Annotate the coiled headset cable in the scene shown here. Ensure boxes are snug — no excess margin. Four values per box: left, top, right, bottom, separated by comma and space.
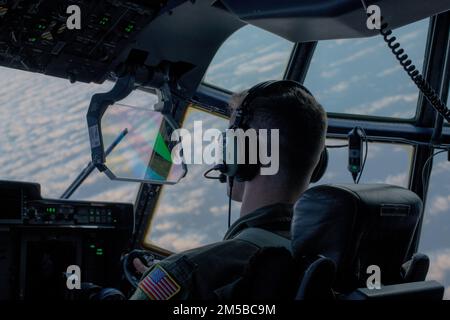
361, 0, 450, 123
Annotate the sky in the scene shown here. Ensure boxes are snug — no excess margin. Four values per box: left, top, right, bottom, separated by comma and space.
0, 18, 449, 298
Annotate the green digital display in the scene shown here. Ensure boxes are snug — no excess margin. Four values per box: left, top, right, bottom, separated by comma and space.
99, 16, 109, 26
124, 24, 134, 33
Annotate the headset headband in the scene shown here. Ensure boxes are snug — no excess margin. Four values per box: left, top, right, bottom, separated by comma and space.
233, 80, 314, 129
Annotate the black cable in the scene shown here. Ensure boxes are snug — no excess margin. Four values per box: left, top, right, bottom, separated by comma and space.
356, 127, 368, 184
203, 167, 220, 179
421, 149, 448, 200
362, 5, 450, 123
228, 177, 234, 229
204, 166, 227, 183
203, 165, 224, 180
360, 0, 450, 122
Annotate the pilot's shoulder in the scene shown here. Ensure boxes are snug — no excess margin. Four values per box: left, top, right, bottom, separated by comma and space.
174, 237, 260, 262
153, 237, 259, 272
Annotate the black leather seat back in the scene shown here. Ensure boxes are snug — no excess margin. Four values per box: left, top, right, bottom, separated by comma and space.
291, 184, 422, 292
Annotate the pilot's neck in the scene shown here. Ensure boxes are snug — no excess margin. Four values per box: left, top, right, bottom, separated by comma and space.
239, 177, 307, 218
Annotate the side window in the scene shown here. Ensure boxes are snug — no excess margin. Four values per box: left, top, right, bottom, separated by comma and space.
203, 25, 294, 92
143, 107, 240, 252
419, 152, 450, 299
305, 19, 429, 119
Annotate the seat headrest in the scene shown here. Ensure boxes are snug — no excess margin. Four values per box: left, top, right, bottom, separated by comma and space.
291, 184, 422, 292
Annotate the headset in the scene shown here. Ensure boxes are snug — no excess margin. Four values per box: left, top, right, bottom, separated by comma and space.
213, 80, 328, 184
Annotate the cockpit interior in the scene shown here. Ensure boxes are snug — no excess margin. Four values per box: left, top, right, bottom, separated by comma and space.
1, 0, 450, 303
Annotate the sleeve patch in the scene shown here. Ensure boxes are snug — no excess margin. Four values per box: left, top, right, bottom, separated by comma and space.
138, 265, 181, 300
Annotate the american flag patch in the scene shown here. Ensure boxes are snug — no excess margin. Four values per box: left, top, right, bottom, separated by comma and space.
139, 265, 181, 300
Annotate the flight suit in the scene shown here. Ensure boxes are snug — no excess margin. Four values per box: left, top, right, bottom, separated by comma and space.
130, 203, 293, 300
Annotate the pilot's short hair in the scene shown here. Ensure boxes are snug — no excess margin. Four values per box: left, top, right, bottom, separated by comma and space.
229, 82, 327, 187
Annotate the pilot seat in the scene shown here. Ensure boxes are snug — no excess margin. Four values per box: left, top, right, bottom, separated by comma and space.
291, 184, 444, 300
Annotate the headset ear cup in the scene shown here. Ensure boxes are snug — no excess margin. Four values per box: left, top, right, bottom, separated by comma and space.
221, 129, 260, 182
221, 131, 239, 177
310, 148, 328, 183
235, 130, 260, 182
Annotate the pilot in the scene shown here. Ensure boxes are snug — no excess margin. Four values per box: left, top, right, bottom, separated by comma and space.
130, 80, 327, 300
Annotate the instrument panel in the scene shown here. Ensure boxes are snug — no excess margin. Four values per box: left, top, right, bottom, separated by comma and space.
24, 199, 126, 226
0, 180, 134, 300
0, 0, 167, 83
0, 180, 133, 228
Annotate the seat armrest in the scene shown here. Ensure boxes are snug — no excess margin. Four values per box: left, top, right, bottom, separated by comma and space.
340, 280, 444, 300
